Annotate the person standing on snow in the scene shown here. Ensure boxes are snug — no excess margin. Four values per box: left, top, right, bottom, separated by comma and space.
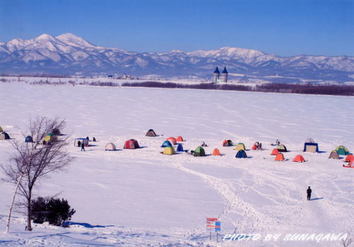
307, 186, 312, 200
81, 141, 85, 151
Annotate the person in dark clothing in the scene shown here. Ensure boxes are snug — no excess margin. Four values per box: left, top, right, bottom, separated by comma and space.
81, 141, 85, 151
86, 136, 89, 141
307, 186, 312, 200
93, 137, 96, 142
77, 140, 81, 147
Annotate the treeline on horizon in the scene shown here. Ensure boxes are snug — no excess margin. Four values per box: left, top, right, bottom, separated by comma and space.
121, 81, 354, 96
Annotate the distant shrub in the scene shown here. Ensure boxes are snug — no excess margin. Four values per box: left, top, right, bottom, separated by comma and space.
31, 197, 76, 227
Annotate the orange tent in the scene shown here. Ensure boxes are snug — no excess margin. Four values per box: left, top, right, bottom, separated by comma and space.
344, 154, 354, 163
176, 136, 184, 142
293, 155, 305, 163
167, 137, 177, 145
275, 153, 285, 161
212, 148, 221, 156
271, 149, 279, 155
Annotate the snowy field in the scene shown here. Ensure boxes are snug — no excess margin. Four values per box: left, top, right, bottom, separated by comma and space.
0, 82, 353, 246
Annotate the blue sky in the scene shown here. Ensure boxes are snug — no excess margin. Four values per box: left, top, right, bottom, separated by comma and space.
0, 0, 353, 56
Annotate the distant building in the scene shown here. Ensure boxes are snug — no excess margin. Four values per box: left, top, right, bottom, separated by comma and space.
220, 67, 228, 82
212, 66, 228, 83
212, 66, 220, 83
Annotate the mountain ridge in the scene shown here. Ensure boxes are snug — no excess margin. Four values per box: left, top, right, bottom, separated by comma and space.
1, 33, 353, 82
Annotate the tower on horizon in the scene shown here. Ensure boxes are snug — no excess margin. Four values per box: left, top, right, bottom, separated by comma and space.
212, 66, 228, 83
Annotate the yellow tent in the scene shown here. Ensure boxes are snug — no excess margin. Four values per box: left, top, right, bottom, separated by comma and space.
234, 143, 246, 151
43, 135, 57, 144
163, 146, 175, 155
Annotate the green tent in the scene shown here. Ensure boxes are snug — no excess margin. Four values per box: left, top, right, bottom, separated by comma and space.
277, 144, 287, 152
193, 146, 206, 157
335, 145, 350, 155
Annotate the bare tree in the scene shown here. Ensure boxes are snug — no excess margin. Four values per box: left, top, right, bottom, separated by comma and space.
2, 117, 73, 231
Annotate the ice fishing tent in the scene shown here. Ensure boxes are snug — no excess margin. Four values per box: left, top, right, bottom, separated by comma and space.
275, 153, 285, 161
0, 132, 10, 140
271, 148, 279, 155
74, 138, 89, 147
25, 136, 33, 143
212, 148, 221, 156
176, 136, 184, 142
234, 143, 246, 151
335, 145, 350, 155
167, 137, 177, 145
277, 144, 287, 152
124, 139, 140, 149
193, 146, 206, 157
345, 154, 354, 163
161, 140, 172, 148
43, 134, 58, 144
252, 142, 262, 150
176, 143, 184, 152
163, 146, 175, 155
303, 138, 319, 153
52, 128, 61, 136
105, 143, 116, 151
235, 150, 247, 158
222, 140, 234, 146
293, 155, 305, 163
328, 150, 339, 159
145, 129, 157, 137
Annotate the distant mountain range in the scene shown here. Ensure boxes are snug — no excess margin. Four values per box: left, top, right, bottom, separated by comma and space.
1, 33, 354, 83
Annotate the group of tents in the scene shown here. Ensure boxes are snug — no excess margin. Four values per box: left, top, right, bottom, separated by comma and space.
96, 129, 354, 167
104, 139, 140, 151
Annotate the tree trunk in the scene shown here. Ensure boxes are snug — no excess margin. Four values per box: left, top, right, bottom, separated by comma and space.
26, 194, 32, 231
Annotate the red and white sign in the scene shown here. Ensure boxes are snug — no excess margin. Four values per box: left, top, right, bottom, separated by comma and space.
206, 217, 218, 230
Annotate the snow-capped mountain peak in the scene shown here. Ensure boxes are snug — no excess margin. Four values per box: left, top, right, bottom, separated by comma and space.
56, 33, 94, 48
35, 33, 56, 41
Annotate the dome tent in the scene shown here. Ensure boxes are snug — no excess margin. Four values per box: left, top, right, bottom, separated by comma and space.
328, 150, 339, 159
25, 136, 33, 143
222, 139, 234, 147
161, 140, 172, 148
234, 143, 246, 151
212, 148, 221, 156
335, 145, 350, 155
105, 143, 116, 151
176, 136, 184, 142
176, 143, 184, 152
193, 146, 206, 157
275, 153, 285, 161
167, 137, 177, 145
235, 150, 247, 158
124, 139, 140, 149
146, 129, 157, 137
293, 155, 305, 163
0, 132, 10, 140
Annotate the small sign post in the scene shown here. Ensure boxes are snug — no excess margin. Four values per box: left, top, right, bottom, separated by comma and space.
215, 221, 221, 242
206, 218, 221, 241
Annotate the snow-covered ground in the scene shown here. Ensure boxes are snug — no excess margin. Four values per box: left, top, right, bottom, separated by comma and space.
0, 82, 353, 246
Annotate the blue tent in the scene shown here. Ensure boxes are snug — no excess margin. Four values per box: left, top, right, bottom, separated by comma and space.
303, 142, 319, 152
25, 136, 33, 143
235, 150, 247, 158
176, 143, 184, 152
161, 140, 172, 148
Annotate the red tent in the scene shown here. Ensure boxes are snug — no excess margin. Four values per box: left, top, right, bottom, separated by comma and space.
124, 139, 140, 149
